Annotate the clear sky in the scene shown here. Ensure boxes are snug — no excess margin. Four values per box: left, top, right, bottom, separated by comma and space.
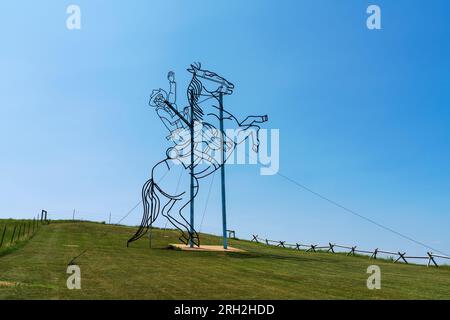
1, 0, 449, 258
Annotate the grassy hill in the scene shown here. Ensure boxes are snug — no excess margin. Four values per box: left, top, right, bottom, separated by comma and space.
0, 220, 449, 299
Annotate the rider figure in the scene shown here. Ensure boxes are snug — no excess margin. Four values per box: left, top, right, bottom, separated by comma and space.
149, 71, 189, 132
149, 72, 223, 173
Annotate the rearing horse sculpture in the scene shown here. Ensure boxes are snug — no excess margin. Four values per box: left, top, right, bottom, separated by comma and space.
127, 63, 268, 247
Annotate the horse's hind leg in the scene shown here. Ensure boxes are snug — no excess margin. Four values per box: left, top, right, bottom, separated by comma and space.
165, 199, 200, 247
177, 202, 200, 247
161, 199, 190, 245
237, 115, 267, 152
165, 186, 200, 247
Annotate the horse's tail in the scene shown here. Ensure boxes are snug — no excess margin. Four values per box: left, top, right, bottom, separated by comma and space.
127, 179, 160, 247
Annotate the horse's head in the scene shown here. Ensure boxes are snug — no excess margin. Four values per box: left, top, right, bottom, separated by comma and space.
187, 62, 234, 96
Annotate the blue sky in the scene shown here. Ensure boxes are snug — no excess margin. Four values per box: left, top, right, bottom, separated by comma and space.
1, 0, 449, 258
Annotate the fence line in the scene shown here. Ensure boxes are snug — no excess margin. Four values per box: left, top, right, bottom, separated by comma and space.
0, 211, 47, 250
250, 235, 450, 267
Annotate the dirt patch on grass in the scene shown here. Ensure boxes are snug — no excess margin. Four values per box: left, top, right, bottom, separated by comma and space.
0, 281, 18, 287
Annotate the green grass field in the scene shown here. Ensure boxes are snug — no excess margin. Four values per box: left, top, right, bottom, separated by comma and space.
0, 220, 449, 299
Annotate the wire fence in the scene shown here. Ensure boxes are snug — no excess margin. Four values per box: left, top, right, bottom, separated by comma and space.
43, 208, 129, 225
0, 212, 47, 251
251, 235, 450, 268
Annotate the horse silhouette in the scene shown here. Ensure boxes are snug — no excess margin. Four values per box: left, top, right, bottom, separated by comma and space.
127, 63, 268, 247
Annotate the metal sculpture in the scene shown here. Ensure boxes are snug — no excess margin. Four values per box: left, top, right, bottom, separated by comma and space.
127, 63, 268, 248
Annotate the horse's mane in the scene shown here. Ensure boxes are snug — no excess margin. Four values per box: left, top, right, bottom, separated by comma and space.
187, 75, 205, 121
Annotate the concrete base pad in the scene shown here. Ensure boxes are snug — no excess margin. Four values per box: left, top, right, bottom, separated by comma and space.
169, 244, 245, 253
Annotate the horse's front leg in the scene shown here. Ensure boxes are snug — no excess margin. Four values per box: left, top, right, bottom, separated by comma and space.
235, 125, 261, 153
221, 110, 267, 153
221, 107, 267, 127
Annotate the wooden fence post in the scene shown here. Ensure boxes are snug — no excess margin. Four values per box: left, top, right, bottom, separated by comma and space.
10, 225, 17, 244
347, 246, 357, 256
327, 243, 335, 253
0, 225, 6, 248
279, 241, 286, 248
251, 235, 259, 243
370, 248, 378, 260
427, 252, 438, 267
265, 239, 269, 245
295, 243, 301, 251
394, 252, 408, 264
17, 224, 23, 241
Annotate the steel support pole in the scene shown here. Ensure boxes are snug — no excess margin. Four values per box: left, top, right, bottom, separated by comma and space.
219, 93, 228, 249
189, 92, 195, 248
